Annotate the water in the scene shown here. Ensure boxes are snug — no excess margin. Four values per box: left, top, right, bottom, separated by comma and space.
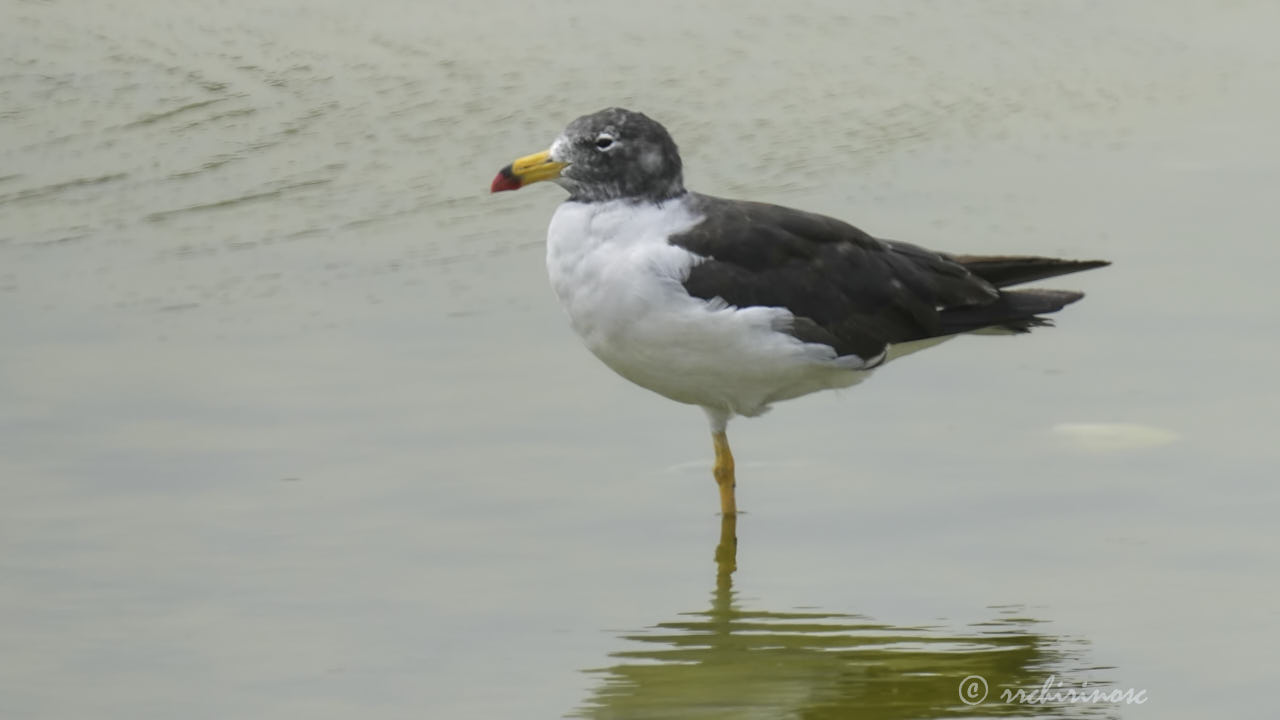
2, 1, 1277, 718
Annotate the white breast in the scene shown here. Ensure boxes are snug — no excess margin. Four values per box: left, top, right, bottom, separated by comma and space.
545, 196, 868, 417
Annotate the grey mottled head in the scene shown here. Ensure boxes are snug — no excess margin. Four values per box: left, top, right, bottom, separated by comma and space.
549, 108, 685, 203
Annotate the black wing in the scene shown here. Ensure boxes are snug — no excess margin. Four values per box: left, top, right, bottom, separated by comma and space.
670, 193, 1106, 360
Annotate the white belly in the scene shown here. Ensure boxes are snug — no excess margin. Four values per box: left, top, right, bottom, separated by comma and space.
545, 197, 868, 417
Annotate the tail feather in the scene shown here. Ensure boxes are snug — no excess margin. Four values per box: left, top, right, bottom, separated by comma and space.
951, 255, 1110, 288
938, 289, 1086, 335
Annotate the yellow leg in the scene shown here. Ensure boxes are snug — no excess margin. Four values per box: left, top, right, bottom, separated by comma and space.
712, 430, 737, 515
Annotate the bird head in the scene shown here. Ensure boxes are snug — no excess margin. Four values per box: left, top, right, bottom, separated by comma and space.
491, 107, 685, 203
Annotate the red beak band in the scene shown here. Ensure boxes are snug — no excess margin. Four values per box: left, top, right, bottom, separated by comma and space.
490, 165, 521, 193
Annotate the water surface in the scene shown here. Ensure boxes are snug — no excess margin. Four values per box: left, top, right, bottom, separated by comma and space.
2, 1, 1277, 718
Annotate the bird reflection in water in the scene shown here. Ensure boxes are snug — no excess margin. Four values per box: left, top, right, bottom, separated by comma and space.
573, 516, 1113, 719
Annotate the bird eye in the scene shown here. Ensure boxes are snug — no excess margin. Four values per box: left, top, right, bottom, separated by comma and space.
595, 134, 615, 150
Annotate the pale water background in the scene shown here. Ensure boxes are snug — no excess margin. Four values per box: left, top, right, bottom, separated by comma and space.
2, 1, 1277, 718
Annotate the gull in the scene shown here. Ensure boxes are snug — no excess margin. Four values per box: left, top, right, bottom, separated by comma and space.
492, 108, 1106, 515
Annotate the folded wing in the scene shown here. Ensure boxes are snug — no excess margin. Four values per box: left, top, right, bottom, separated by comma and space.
670, 193, 1108, 361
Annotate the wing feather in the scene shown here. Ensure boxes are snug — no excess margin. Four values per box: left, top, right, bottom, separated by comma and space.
670, 193, 1001, 359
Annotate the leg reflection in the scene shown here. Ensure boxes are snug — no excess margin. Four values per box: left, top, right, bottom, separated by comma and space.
714, 512, 737, 585
572, 511, 1093, 718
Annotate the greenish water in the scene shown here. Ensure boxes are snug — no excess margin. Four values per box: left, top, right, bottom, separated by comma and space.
2, 1, 1276, 718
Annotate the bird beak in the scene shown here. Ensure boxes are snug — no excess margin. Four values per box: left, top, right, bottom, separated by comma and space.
491, 150, 567, 193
